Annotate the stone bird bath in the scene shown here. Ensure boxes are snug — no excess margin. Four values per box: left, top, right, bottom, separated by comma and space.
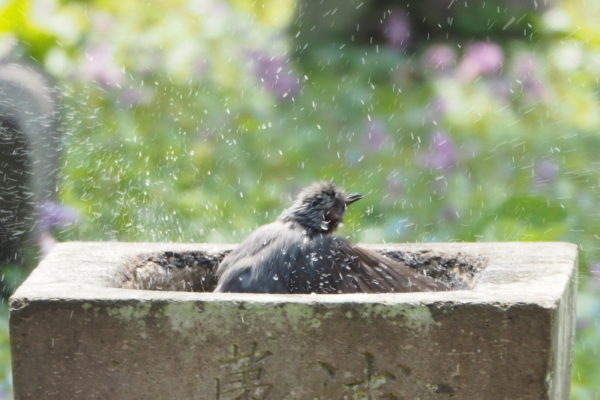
9, 242, 577, 399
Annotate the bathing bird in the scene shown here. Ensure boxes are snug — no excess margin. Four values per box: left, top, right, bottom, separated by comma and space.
214, 181, 444, 293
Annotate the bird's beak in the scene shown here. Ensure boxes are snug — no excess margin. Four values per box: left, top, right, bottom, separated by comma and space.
345, 193, 363, 205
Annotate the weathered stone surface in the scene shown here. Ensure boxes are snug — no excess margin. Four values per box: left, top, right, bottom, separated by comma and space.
10, 242, 577, 400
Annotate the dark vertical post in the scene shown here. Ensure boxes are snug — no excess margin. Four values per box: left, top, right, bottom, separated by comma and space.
0, 58, 60, 273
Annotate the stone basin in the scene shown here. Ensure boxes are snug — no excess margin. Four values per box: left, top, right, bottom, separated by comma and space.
9, 241, 577, 399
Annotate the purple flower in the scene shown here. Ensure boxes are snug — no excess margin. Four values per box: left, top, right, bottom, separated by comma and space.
362, 119, 388, 151
416, 131, 458, 171
425, 96, 450, 123
119, 86, 154, 108
38, 231, 58, 258
442, 204, 459, 221
590, 263, 600, 290
487, 77, 511, 102
457, 42, 504, 80
37, 200, 80, 233
383, 10, 411, 50
91, 12, 114, 33
422, 45, 456, 73
193, 57, 210, 79
535, 159, 559, 185
593, 263, 600, 278
79, 43, 124, 88
252, 53, 299, 99
513, 53, 546, 100
386, 171, 405, 196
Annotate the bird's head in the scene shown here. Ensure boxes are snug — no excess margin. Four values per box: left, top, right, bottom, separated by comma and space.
280, 181, 363, 235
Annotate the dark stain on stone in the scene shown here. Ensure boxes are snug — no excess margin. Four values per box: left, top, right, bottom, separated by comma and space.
397, 363, 412, 377
435, 383, 455, 394
317, 361, 337, 378
427, 302, 457, 323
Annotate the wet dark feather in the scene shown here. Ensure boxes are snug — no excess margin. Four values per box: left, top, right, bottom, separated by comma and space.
214, 182, 444, 293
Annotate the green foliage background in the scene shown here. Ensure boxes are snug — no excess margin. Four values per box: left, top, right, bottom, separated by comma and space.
1, 0, 600, 398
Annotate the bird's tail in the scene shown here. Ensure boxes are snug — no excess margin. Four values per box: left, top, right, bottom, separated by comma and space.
335, 240, 449, 293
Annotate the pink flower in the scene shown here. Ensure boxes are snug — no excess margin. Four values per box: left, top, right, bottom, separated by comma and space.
422, 45, 456, 73
79, 43, 124, 88
457, 42, 504, 80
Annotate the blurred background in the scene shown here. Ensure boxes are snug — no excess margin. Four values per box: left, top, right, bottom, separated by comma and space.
0, 0, 599, 397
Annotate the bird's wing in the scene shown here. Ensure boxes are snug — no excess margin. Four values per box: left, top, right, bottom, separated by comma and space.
214, 221, 306, 293
306, 236, 447, 293
215, 222, 282, 277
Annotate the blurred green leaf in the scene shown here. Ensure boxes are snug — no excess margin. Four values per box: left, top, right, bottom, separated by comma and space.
463, 196, 568, 241
496, 196, 568, 229
0, 0, 57, 60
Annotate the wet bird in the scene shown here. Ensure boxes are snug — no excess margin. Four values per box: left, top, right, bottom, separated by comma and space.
214, 181, 445, 294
